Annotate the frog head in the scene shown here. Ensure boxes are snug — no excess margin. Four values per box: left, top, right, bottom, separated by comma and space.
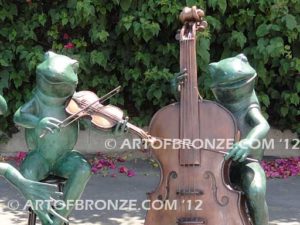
36, 51, 79, 98
208, 54, 257, 103
0, 95, 7, 115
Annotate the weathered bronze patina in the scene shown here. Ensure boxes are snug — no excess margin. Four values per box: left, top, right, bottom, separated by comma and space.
0, 94, 66, 224
146, 6, 253, 225
13, 51, 126, 225
209, 54, 270, 225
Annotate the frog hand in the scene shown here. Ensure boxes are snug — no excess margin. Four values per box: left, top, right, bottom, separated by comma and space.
0, 95, 7, 115
20, 180, 68, 224
37, 117, 62, 137
171, 69, 188, 99
113, 117, 129, 136
225, 139, 253, 162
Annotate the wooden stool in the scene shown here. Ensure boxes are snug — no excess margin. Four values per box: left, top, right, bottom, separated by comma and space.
28, 175, 67, 225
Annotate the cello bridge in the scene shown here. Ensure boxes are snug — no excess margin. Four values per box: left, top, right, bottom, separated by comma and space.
177, 217, 207, 225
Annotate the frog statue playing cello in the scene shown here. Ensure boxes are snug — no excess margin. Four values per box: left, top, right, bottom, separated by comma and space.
172, 9, 270, 224
208, 54, 270, 225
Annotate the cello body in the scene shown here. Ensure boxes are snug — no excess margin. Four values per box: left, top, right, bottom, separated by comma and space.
145, 6, 252, 225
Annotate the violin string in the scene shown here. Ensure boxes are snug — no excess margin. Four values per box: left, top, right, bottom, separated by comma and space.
61, 88, 120, 127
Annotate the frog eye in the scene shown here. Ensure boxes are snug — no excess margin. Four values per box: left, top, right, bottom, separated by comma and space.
44, 51, 56, 60
72, 62, 79, 73
237, 54, 248, 63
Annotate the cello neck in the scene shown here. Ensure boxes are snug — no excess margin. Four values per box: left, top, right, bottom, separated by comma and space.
178, 7, 207, 166
179, 22, 199, 105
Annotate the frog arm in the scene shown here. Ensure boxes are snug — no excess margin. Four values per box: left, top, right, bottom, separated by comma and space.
225, 107, 270, 161
14, 99, 39, 128
170, 70, 188, 100
245, 107, 270, 141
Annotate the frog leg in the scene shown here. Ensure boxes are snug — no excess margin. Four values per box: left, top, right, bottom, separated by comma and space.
20, 150, 53, 225
51, 150, 91, 225
240, 161, 269, 225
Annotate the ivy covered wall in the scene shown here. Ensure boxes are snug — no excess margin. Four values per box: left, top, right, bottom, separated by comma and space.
0, 0, 299, 136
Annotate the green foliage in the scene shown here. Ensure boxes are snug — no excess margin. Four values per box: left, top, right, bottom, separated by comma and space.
0, 0, 299, 135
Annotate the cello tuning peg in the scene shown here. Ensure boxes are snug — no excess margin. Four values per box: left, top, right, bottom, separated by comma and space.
180, 6, 205, 23
197, 20, 208, 31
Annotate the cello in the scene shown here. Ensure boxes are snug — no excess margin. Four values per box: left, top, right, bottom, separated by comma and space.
145, 6, 252, 225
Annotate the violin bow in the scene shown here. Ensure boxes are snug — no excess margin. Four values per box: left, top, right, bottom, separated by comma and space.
144, 137, 258, 162
39, 86, 121, 138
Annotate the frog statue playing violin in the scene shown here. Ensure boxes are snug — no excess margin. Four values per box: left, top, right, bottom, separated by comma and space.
172, 54, 270, 225
13, 51, 127, 225
0, 94, 67, 224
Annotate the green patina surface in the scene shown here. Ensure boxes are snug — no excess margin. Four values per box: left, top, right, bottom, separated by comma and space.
0, 93, 66, 224
172, 53, 270, 225
12, 52, 91, 225
209, 54, 270, 225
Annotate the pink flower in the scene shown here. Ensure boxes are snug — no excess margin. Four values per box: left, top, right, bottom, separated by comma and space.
127, 169, 136, 177
16, 151, 27, 161
63, 33, 70, 40
261, 157, 300, 179
117, 157, 126, 162
119, 166, 128, 174
91, 166, 99, 174
64, 42, 75, 49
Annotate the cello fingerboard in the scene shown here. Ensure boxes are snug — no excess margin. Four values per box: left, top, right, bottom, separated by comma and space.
179, 22, 201, 166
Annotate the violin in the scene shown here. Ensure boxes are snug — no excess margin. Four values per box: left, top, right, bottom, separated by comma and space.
145, 6, 252, 225
65, 88, 150, 140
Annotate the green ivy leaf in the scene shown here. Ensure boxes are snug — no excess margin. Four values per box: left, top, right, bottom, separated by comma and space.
231, 31, 247, 48
90, 51, 107, 67
290, 93, 299, 105
259, 93, 270, 107
153, 89, 162, 100
283, 14, 297, 30
296, 81, 300, 92
256, 24, 269, 37
218, 0, 227, 14
120, 0, 132, 11
280, 106, 289, 117
207, 0, 218, 10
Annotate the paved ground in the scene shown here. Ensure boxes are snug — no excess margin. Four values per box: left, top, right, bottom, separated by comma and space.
0, 159, 299, 225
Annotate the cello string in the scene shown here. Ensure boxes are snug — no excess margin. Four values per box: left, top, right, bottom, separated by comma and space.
182, 37, 186, 217
190, 29, 195, 217
183, 26, 190, 216
191, 27, 196, 217
179, 34, 183, 216
188, 34, 192, 217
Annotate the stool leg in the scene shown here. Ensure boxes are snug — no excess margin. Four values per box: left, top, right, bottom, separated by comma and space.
58, 183, 69, 225
58, 183, 64, 192
28, 207, 37, 225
